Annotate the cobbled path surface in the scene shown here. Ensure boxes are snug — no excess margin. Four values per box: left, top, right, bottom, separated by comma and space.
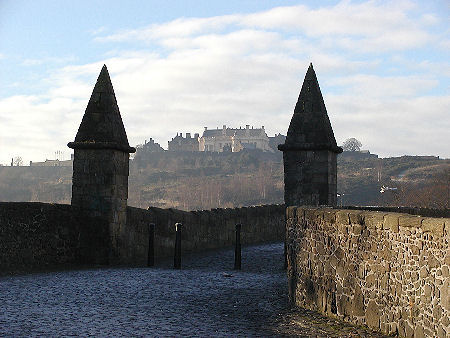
0, 243, 389, 337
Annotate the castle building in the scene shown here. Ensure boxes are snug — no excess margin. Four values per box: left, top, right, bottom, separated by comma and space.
137, 138, 164, 152
168, 132, 199, 152
268, 133, 286, 152
30, 154, 74, 167
29, 158, 73, 167
199, 125, 271, 152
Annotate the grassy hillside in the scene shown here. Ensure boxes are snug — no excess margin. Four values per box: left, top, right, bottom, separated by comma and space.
129, 150, 284, 209
0, 150, 448, 210
337, 154, 449, 208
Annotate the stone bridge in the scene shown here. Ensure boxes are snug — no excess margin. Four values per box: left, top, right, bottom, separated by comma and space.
1, 64, 448, 337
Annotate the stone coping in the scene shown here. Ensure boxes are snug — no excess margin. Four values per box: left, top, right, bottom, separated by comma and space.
68, 141, 136, 153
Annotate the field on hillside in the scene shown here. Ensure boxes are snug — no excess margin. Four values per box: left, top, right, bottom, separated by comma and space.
0, 150, 448, 210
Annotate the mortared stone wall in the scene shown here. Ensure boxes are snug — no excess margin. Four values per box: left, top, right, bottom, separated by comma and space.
0, 202, 285, 274
286, 206, 449, 337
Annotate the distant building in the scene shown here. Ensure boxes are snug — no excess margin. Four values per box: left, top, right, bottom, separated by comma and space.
340, 150, 378, 159
136, 138, 164, 152
30, 157, 73, 167
168, 133, 199, 152
268, 133, 286, 152
199, 125, 271, 152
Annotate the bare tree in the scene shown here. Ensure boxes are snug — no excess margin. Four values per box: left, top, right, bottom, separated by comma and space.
13, 156, 23, 166
342, 138, 362, 152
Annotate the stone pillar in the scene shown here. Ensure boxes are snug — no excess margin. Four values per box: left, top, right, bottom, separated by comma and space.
68, 65, 135, 262
279, 63, 342, 206
281, 150, 338, 206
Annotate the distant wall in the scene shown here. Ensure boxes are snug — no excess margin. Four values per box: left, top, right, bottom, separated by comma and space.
286, 206, 449, 337
0, 202, 285, 274
120, 204, 285, 265
0, 202, 109, 274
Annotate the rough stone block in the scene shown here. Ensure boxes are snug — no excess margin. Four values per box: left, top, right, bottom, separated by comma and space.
414, 325, 425, 338
428, 254, 440, 269
365, 300, 380, 330
404, 321, 414, 338
422, 218, 445, 237
304, 208, 319, 220
398, 215, 423, 228
351, 224, 363, 235
419, 266, 429, 278
365, 212, 385, 229
349, 211, 364, 225
352, 285, 365, 317
336, 211, 349, 225
337, 294, 351, 317
442, 279, 449, 311
383, 214, 400, 232
323, 210, 336, 224
442, 265, 449, 278
366, 274, 376, 288
424, 284, 432, 297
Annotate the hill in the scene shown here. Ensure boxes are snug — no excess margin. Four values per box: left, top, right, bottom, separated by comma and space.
0, 150, 448, 210
337, 153, 448, 208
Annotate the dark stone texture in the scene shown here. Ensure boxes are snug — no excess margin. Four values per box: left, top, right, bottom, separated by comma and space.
278, 64, 341, 207
68, 65, 135, 153
0, 202, 285, 274
278, 64, 341, 153
68, 65, 134, 263
119, 204, 286, 265
0, 202, 109, 274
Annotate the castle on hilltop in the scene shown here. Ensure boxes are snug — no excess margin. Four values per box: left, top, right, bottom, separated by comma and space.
168, 125, 284, 152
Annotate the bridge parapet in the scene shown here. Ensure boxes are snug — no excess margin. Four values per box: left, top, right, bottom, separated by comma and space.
0, 202, 285, 274
286, 206, 449, 337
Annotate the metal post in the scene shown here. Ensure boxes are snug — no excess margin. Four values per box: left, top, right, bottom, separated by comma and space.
234, 223, 242, 270
174, 223, 182, 269
147, 223, 155, 267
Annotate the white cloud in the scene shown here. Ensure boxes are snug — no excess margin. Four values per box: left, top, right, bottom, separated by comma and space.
329, 94, 450, 157
1, 1, 449, 165
97, 15, 239, 42
328, 74, 438, 98
98, 1, 434, 53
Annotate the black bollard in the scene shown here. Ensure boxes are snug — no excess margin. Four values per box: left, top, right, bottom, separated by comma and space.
284, 240, 287, 270
174, 223, 182, 269
147, 223, 155, 267
234, 223, 242, 270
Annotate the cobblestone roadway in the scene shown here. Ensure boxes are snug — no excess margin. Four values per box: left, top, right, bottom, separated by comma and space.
1, 243, 388, 337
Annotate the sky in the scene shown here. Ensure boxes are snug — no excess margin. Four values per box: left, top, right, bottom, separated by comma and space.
0, 0, 449, 165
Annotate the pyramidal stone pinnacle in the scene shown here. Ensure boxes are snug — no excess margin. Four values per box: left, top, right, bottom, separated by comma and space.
278, 63, 342, 154
68, 65, 135, 153
278, 63, 341, 207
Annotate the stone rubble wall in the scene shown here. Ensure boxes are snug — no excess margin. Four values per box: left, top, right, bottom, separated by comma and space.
0, 202, 109, 274
71, 148, 130, 261
0, 202, 285, 274
120, 204, 285, 265
282, 150, 337, 206
286, 206, 449, 337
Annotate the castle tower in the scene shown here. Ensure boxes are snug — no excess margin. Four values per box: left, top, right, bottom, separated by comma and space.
278, 63, 342, 206
68, 65, 135, 262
